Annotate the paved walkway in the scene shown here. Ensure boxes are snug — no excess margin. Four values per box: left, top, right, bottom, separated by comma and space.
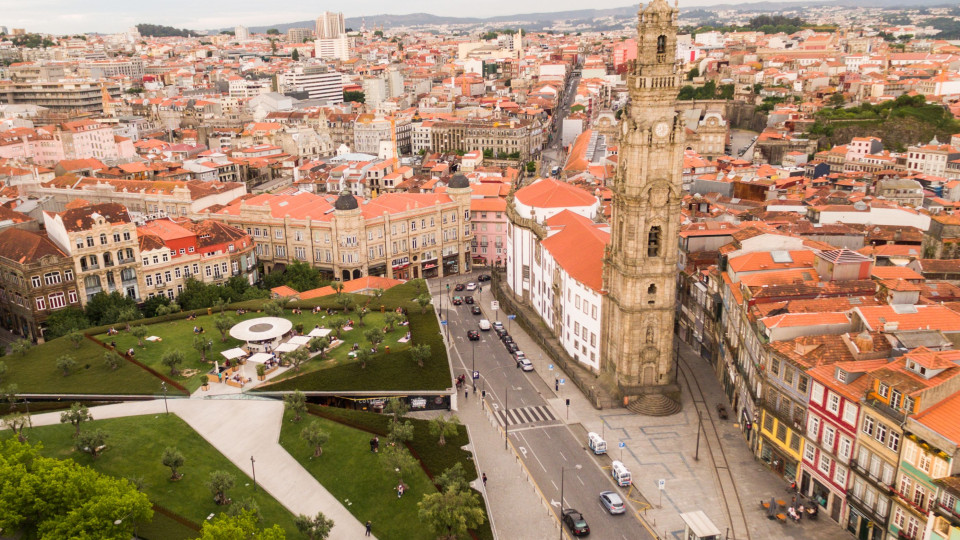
500, 314, 853, 540
26, 399, 374, 540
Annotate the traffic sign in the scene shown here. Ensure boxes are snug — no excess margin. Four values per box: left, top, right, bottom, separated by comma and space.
618, 442, 626, 448
658, 479, 666, 491
507, 314, 516, 320
558, 378, 566, 385
440, 320, 448, 325
491, 301, 500, 311
548, 364, 554, 370
472, 370, 479, 380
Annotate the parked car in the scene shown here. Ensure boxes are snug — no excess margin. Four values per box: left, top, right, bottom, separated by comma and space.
464, 295, 474, 304
452, 296, 463, 306
467, 330, 480, 341
513, 350, 526, 364
471, 306, 482, 315
478, 274, 491, 282
494, 327, 508, 338
599, 491, 625, 515
466, 282, 477, 291
501, 334, 514, 344
454, 283, 465, 291
492, 321, 504, 331
506, 342, 520, 354
562, 510, 590, 536
478, 319, 491, 331
518, 357, 534, 372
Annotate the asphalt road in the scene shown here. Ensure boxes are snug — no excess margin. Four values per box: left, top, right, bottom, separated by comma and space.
431, 274, 653, 540
541, 70, 583, 175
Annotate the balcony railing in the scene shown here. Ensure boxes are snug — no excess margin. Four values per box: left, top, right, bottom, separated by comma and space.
891, 487, 931, 516
849, 459, 895, 494
865, 398, 906, 424
846, 489, 888, 525
118, 257, 136, 265
936, 501, 960, 527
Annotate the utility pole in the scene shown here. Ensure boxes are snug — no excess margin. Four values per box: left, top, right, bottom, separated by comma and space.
160, 382, 169, 415
695, 413, 702, 461
504, 386, 509, 450
251, 455, 257, 491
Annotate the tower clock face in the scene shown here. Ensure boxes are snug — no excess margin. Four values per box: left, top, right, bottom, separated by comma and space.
654, 122, 669, 138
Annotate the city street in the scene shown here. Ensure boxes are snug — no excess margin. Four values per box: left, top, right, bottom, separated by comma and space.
540, 68, 583, 175
431, 274, 654, 540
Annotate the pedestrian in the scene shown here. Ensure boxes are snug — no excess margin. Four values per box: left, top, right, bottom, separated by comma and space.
397, 484, 404, 498
370, 438, 376, 452
365, 521, 372, 536
482, 472, 487, 486
465, 388, 469, 400
374, 436, 379, 452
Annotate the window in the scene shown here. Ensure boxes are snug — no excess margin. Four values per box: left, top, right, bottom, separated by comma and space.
862, 415, 875, 436
175, 268, 181, 279
835, 466, 847, 487
824, 425, 836, 448
798, 375, 808, 394
35, 297, 46, 310
842, 402, 857, 426
100, 233, 107, 245
123, 231, 131, 241
770, 357, 781, 377
819, 454, 832, 475
888, 431, 900, 453
145, 275, 153, 286
65, 269, 73, 281
838, 437, 852, 461
205, 266, 212, 277
811, 381, 824, 405
890, 390, 902, 410
892, 506, 904, 528
918, 451, 932, 473
763, 412, 775, 432
48, 292, 65, 309
878, 383, 889, 399
44, 272, 61, 285
68, 290, 78, 303
113, 233, 121, 243
827, 392, 841, 414
647, 226, 661, 257
875, 424, 887, 445
808, 415, 820, 439
275, 229, 283, 239
776, 423, 788, 442
804, 443, 816, 463
31, 275, 41, 288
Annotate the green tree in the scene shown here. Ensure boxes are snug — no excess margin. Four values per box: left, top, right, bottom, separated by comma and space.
43, 307, 90, 339
384, 397, 409, 422
389, 418, 414, 445
309, 336, 330, 357
687, 66, 700, 80
215, 315, 235, 342
162, 349, 185, 375
60, 402, 92, 437
384, 312, 400, 331
372, 287, 385, 304
0, 361, 5, 384
292, 49, 300, 61
374, 29, 384, 37
213, 297, 229, 314
429, 414, 460, 446
284, 390, 307, 421
68, 329, 84, 349
295, 511, 334, 540
301, 421, 330, 457
264, 298, 287, 317
329, 317, 347, 338
416, 293, 431, 314
0, 439, 153, 540
162, 447, 185, 480
284, 260, 324, 292
286, 347, 310, 372
85, 291, 139, 326
364, 327, 384, 350
56, 354, 77, 376
117, 306, 141, 331
131, 325, 148, 347
2, 412, 30, 442
10, 338, 31, 356
418, 483, 486, 539
356, 348, 371, 369
380, 444, 418, 485
266, 28, 280, 35
828, 92, 845, 107
206, 470, 235, 505
434, 462, 470, 492
411, 343, 431, 368
356, 306, 369, 327
343, 90, 365, 103
193, 335, 213, 362
76, 428, 108, 457
104, 351, 122, 371
228, 497, 262, 522
141, 294, 171, 318
200, 510, 285, 540
335, 295, 354, 313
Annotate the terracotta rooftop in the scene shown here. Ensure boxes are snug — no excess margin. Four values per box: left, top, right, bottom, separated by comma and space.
514, 178, 597, 209
0, 228, 67, 264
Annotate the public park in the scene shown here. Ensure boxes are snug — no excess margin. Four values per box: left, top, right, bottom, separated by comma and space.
0, 279, 490, 540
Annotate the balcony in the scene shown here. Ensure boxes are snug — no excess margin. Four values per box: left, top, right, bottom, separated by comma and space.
866, 398, 906, 424
936, 501, 960, 528
849, 459, 895, 495
118, 257, 136, 265
891, 487, 931, 517
81, 264, 100, 272
846, 489, 888, 525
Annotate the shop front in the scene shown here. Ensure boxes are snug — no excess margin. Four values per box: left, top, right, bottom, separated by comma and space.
759, 432, 799, 482
391, 257, 411, 280
422, 258, 439, 279
805, 474, 844, 523
368, 263, 387, 278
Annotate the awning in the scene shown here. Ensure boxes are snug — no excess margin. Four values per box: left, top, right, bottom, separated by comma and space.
288, 335, 311, 345
275, 343, 299, 353
247, 352, 274, 364
221, 348, 247, 360
424, 263, 437, 269
308, 328, 332, 338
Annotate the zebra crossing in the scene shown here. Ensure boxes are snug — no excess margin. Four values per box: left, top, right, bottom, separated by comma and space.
497, 405, 558, 427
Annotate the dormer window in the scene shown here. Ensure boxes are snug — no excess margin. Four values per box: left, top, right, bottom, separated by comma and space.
836, 369, 847, 383
878, 382, 889, 398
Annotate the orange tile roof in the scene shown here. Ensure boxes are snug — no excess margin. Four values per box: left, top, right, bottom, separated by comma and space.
540, 210, 609, 292
855, 305, 960, 332
728, 250, 816, 273
761, 312, 850, 329
514, 178, 597, 209
299, 276, 405, 300
271, 285, 300, 298
470, 198, 507, 212
871, 266, 924, 281
913, 388, 960, 444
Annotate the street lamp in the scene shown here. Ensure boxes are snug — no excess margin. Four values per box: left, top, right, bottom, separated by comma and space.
250, 455, 257, 492
160, 381, 168, 415
471, 340, 476, 393
504, 386, 509, 450
559, 464, 582, 539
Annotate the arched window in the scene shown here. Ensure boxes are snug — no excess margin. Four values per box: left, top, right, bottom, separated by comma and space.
657, 35, 666, 55
648, 283, 657, 304
647, 226, 662, 257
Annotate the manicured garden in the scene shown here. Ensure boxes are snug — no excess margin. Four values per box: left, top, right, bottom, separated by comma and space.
1, 413, 299, 538
1, 333, 166, 395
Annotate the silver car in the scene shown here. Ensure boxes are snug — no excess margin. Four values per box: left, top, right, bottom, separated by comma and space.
599, 491, 625, 515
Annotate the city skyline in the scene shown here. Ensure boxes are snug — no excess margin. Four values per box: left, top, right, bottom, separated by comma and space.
4, 0, 808, 35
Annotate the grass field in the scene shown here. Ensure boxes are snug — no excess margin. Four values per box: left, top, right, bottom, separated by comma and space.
278, 409, 439, 540
0, 414, 299, 539
1, 334, 169, 395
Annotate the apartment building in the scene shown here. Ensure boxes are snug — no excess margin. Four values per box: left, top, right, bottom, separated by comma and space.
42, 202, 144, 304
0, 80, 122, 114
0, 228, 81, 342
277, 65, 343, 104
428, 118, 544, 162
209, 176, 474, 281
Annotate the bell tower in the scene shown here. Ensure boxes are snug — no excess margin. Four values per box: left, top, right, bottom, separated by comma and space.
600, 0, 683, 415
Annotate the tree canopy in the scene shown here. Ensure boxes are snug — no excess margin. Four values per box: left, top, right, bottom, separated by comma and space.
136, 23, 199, 37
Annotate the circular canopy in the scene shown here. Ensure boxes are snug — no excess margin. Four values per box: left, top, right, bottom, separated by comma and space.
229, 317, 293, 343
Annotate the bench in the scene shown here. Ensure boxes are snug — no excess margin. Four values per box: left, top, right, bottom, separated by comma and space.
776, 513, 787, 524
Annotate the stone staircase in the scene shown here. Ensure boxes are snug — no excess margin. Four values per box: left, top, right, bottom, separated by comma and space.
626, 393, 682, 416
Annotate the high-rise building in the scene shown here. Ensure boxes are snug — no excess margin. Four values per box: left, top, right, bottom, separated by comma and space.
234, 25, 250, 41
277, 65, 343, 104
315, 36, 350, 61
315, 11, 345, 39
600, 0, 685, 415
287, 27, 314, 43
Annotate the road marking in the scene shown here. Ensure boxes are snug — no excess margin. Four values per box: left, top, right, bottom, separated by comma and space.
577, 475, 584, 486
558, 450, 567, 462
518, 432, 548, 473
497, 405, 558, 427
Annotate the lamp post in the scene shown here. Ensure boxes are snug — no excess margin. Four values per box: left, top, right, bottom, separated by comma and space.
251, 455, 257, 491
160, 381, 168, 415
559, 464, 582, 539
472, 340, 476, 393
504, 386, 509, 450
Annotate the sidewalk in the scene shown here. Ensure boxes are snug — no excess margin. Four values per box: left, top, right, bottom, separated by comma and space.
502, 314, 851, 540
26, 399, 373, 540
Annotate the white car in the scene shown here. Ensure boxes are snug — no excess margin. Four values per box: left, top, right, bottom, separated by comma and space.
466, 282, 477, 291
518, 357, 534, 372
478, 319, 491, 331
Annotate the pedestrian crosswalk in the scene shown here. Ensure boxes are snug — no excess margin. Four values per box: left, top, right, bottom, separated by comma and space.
497, 405, 557, 427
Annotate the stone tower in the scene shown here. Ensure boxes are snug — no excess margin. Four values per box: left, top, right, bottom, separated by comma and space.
600, 0, 684, 415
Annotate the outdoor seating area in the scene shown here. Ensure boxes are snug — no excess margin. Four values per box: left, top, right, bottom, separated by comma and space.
760, 495, 817, 525
229, 317, 294, 353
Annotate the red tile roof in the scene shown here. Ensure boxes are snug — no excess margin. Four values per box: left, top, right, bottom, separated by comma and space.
540, 210, 609, 292
514, 178, 597, 209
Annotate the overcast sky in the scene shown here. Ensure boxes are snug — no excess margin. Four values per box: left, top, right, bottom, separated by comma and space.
0, 0, 781, 35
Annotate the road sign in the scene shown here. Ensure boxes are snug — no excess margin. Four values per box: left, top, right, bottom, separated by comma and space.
507, 314, 516, 320
440, 320, 448, 325
548, 364, 554, 370
618, 442, 626, 448
472, 370, 479, 380
491, 301, 500, 311
558, 378, 566, 385
658, 479, 666, 491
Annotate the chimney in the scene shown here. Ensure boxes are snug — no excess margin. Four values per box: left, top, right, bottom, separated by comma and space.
854, 331, 873, 353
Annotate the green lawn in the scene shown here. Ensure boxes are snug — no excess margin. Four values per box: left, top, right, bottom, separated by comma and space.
2, 334, 169, 395
92, 306, 410, 392
1, 414, 299, 539
278, 409, 438, 540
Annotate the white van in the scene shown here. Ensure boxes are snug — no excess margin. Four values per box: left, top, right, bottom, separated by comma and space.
588, 432, 607, 455
478, 319, 491, 331
611, 460, 632, 487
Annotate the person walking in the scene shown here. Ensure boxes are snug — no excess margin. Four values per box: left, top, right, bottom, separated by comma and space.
365, 521, 372, 536
465, 387, 469, 400
482, 472, 487, 486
